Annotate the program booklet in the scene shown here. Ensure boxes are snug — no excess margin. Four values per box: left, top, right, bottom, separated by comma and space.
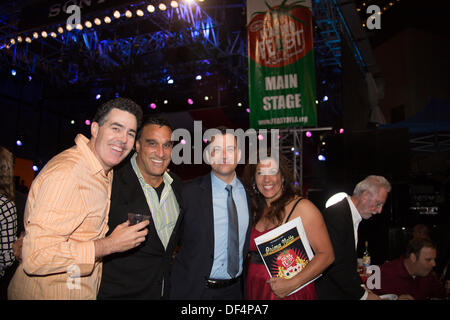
254, 217, 321, 295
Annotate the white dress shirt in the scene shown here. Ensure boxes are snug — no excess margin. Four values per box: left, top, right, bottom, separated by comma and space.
346, 196, 368, 300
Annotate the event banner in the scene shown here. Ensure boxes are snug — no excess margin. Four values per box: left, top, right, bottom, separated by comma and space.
247, 0, 317, 129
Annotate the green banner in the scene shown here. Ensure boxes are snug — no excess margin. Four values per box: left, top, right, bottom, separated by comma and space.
247, 0, 317, 129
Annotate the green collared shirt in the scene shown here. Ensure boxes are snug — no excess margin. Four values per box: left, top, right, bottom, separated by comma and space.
131, 153, 180, 249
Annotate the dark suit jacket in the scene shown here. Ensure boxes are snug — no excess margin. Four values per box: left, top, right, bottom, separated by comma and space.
98, 160, 183, 300
315, 198, 366, 300
170, 173, 251, 299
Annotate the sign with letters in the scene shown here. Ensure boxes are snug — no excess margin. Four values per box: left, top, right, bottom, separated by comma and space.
247, 0, 317, 129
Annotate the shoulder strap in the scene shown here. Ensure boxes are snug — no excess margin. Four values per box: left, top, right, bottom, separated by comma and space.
284, 197, 303, 223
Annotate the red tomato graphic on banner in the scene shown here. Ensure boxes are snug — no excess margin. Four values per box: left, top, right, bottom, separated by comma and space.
248, 3, 313, 68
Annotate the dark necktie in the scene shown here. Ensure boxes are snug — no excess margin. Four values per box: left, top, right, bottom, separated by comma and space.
225, 184, 239, 278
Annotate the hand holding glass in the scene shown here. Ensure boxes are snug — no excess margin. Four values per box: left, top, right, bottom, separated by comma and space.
128, 213, 151, 226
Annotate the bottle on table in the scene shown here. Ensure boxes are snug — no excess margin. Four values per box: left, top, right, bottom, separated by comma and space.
362, 241, 371, 269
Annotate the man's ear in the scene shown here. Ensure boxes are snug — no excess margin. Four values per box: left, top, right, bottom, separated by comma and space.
91, 121, 99, 139
236, 148, 242, 164
410, 253, 418, 263
135, 138, 141, 153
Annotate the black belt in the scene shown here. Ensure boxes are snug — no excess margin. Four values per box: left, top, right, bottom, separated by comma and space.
205, 275, 242, 289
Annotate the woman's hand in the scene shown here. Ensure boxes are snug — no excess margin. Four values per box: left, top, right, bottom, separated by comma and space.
267, 277, 296, 299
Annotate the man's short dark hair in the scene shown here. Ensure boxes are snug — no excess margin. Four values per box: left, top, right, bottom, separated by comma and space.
405, 237, 436, 258
206, 126, 238, 147
136, 115, 174, 140
92, 97, 143, 128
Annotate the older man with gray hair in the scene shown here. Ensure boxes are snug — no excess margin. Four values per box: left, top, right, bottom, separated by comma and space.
316, 175, 391, 300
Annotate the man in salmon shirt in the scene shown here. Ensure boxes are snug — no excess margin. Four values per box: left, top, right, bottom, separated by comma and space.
8, 97, 149, 300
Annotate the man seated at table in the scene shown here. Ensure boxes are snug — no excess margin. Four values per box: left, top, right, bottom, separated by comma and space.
374, 237, 445, 300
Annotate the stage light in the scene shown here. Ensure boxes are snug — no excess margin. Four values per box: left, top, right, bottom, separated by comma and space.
104, 16, 111, 23
305, 131, 312, 138
41, 31, 48, 38
237, 102, 242, 107
318, 154, 326, 161
181, 139, 186, 145
32, 165, 39, 172
150, 103, 157, 109
96, 94, 101, 100
159, 3, 167, 11
187, 98, 194, 105
10, 38, 15, 45
257, 134, 264, 141
50, 32, 57, 38
85, 21, 93, 28
11, 69, 16, 76
147, 5, 155, 13
94, 18, 101, 25
66, 24, 73, 31
315, 100, 319, 104
246, 108, 250, 113
17, 36, 23, 43
168, 79, 174, 84
195, 75, 202, 80
57, 27, 64, 34
125, 10, 132, 18
170, 1, 179, 8
115, 92, 119, 98
323, 95, 329, 102
325, 192, 348, 208
204, 96, 209, 101
114, 10, 121, 18
28, 75, 32, 81
25, 37, 32, 43
339, 128, 344, 134
16, 140, 22, 146
164, 100, 168, 104
70, 120, 75, 125
76, 23, 83, 30
85, 120, 91, 126
136, 9, 144, 17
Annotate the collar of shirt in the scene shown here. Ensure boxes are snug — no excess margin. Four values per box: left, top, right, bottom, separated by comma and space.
211, 171, 238, 191
131, 153, 173, 189
75, 134, 111, 179
346, 196, 362, 248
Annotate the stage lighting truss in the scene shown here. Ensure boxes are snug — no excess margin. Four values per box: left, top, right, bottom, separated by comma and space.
0, 1, 234, 86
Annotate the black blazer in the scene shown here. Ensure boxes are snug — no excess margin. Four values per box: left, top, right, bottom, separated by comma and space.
315, 198, 366, 300
170, 173, 251, 299
98, 160, 183, 299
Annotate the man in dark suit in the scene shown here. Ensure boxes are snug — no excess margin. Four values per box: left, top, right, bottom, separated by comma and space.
315, 175, 391, 300
170, 127, 251, 300
98, 116, 183, 299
